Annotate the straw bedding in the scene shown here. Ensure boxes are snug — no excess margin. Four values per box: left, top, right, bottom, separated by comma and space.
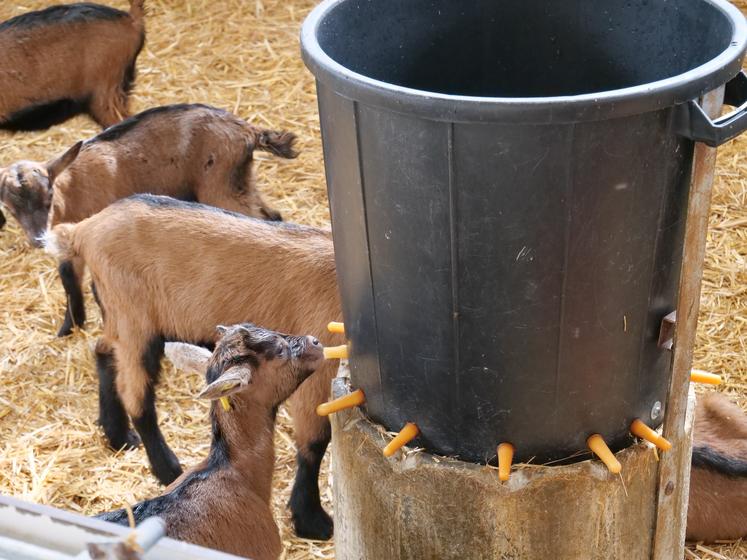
0, 1, 744, 559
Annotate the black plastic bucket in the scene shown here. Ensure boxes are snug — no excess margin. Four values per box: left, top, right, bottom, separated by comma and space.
302, 0, 747, 463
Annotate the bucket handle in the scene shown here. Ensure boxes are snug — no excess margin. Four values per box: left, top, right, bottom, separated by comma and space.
675, 71, 747, 148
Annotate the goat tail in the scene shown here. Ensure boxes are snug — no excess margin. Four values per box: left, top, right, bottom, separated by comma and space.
128, 0, 145, 22
692, 445, 747, 477
252, 126, 299, 159
43, 223, 77, 262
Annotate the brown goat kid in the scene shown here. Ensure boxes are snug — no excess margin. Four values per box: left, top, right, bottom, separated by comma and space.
47, 195, 341, 541
5, 103, 297, 336
0, 1, 145, 131
687, 392, 747, 543
97, 323, 324, 560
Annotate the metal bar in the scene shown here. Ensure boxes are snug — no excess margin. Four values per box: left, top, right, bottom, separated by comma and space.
80, 517, 166, 560
651, 87, 725, 560
132, 517, 166, 553
657, 311, 677, 351
0, 535, 73, 560
0, 496, 243, 560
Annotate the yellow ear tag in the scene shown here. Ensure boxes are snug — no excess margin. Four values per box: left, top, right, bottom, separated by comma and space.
220, 397, 232, 411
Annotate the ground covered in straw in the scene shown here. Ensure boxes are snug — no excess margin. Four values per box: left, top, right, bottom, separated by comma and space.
0, 1, 745, 559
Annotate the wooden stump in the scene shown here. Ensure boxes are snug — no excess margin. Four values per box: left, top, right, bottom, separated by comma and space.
329, 367, 695, 560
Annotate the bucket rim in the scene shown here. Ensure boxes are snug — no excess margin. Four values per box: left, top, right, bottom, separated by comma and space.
300, 0, 747, 124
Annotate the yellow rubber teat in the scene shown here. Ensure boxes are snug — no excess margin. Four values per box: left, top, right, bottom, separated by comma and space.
691, 370, 722, 385
383, 423, 419, 457
323, 344, 349, 360
587, 434, 622, 474
497, 442, 515, 482
316, 389, 366, 416
630, 419, 672, 451
327, 322, 345, 335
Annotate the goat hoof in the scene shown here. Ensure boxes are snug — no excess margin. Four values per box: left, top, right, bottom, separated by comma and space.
153, 458, 183, 486
57, 323, 74, 337
121, 431, 142, 450
292, 507, 333, 541
107, 430, 141, 451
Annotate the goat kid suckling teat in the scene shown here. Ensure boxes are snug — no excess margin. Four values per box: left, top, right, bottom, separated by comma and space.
97, 323, 324, 560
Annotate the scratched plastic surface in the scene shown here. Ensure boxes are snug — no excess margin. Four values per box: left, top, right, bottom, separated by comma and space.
302, 0, 747, 463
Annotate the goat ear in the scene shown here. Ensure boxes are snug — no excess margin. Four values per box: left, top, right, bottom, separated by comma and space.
198, 365, 253, 400
216, 325, 230, 337
46, 141, 82, 185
